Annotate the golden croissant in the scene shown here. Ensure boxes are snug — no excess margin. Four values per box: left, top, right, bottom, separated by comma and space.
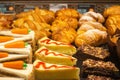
52, 27, 77, 44
75, 29, 107, 47
105, 15, 120, 36
103, 5, 120, 18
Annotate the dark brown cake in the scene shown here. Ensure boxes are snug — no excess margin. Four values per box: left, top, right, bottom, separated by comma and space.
78, 45, 110, 60
82, 59, 119, 78
86, 75, 112, 80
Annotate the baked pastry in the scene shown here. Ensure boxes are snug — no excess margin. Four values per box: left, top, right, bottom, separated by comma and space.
52, 27, 77, 44
35, 7, 55, 24
55, 16, 78, 29
33, 59, 80, 80
77, 21, 106, 32
103, 5, 120, 18
79, 11, 105, 25
38, 37, 77, 55
35, 46, 77, 66
0, 14, 15, 30
75, 29, 107, 47
105, 15, 120, 36
77, 45, 110, 60
51, 19, 70, 32
16, 7, 55, 24
55, 8, 80, 19
0, 62, 34, 80
82, 59, 119, 77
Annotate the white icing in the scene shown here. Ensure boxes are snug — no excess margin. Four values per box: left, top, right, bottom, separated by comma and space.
0, 64, 33, 80
0, 54, 28, 62
79, 15, 95, 21
0, 30, 34, 38
34, 60, 75, 70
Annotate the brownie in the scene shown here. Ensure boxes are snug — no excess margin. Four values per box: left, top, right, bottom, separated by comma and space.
86, 75, 112, 80
82, 59, 119, 78
77, 45, 110, 60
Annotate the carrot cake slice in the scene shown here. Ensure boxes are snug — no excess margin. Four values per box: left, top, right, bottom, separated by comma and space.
0, 41, 32, 63
0, 61, 34, 80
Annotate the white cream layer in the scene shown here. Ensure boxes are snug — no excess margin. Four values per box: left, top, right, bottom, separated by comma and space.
0, 30, 34, 38
0, 64, 33, 80
0, 54, 28, 62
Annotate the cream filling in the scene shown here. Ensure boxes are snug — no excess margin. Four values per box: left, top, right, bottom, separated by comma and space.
0, 54, 28, 62
0, 64, 33, 80
0, 30, 34, 38
0, 37, 32, 46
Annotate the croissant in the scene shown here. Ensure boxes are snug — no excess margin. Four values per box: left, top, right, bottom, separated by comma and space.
105, 15, 120, 36
56, 16, 78, 29
52, 27, 77, 44
75, 29, 107, 47
55, 8, 81, 19
34, 7, 55, 24
77, 21, 106, 34
103, 5, 120, 18
79, 11, 105, 25
51, 20, 70, 32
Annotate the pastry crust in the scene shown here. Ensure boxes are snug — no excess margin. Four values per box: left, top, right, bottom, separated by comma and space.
105, 15, 120, 36
56, 16, 78, 29
55, 8, 81, 19
52, 27, 77, 44
103, 5, 120, 18
75, 29, 107, 47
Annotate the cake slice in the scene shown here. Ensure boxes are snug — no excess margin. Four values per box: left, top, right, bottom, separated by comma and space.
0, 62, 34, 80
33, 59, 80, 80
0, 41, 32, 63
82, 59, 119, 78
77, 45, 110, 60
0, 53, 28, 62
35, 46, 77, 66
0, 28, 34, 38
0, 29, 35, 49
38, 37, 77, 55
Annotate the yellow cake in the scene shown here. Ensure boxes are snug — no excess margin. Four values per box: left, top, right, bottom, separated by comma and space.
38, 37, 77, 55
33, 59, 80, 80
35, 46, 77, 66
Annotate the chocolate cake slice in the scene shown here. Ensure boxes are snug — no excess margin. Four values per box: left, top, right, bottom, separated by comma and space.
82, 59, 119, 78
86, 75, 112, 80
77, 45, 110, 60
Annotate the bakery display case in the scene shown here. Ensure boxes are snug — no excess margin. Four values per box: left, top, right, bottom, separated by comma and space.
0, 0, 120, 80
